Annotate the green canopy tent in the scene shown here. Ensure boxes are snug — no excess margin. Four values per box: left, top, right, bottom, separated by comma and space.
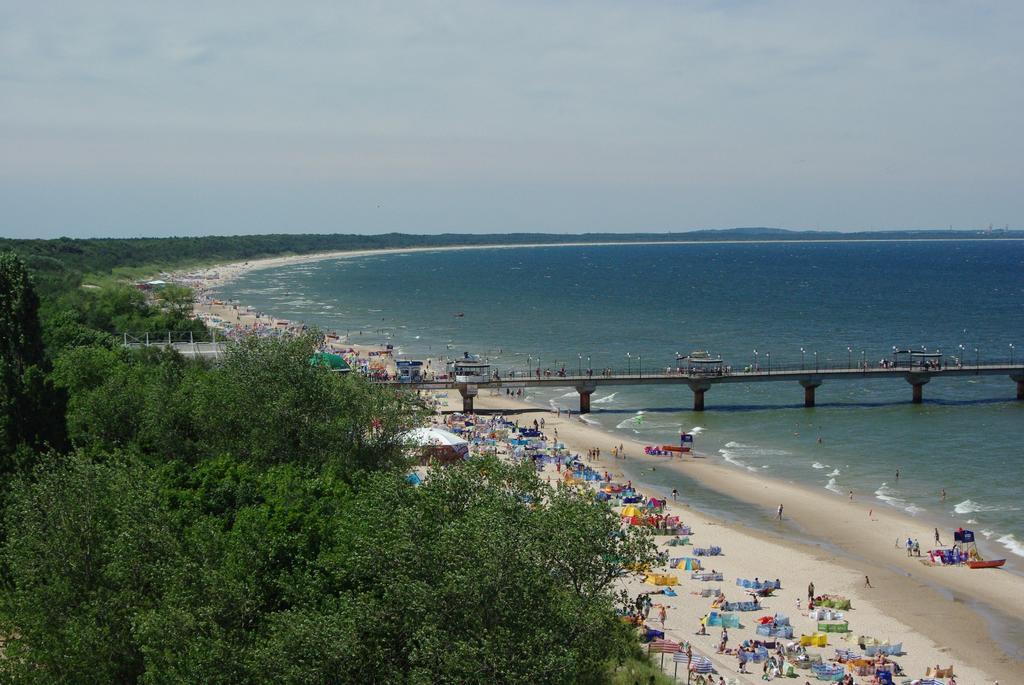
310, 352, 351, 372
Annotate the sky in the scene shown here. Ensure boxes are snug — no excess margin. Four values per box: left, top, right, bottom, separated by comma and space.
1, 1, 1022, 238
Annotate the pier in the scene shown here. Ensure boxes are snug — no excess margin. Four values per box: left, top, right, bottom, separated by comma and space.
378, 364, 1024, 413
121, 333, 1024, 414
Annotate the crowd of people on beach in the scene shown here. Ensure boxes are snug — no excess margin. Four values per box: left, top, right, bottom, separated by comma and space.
422, 401, 964, 685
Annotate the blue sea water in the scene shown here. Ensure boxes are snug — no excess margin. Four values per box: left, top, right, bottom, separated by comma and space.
218, 241, 1024, 556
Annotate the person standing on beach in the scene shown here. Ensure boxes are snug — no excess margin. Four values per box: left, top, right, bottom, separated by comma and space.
671, 488, 678, 502
935, 528, 942, 546
864, 575, 872, 588
777, 504, 784, 520
807, 582, 814, 602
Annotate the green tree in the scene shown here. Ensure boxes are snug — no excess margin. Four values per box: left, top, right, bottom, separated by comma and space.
0, 251, 64, 470
0, 251, 44, 374
0, 453, 178, 685
197, 333, 424, 472
296, 457, 659, 684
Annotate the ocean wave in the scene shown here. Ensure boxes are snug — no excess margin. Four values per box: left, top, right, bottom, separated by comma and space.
615, 412, 645, 431
718, 449, 747, 469
980, 529, 995, 538
825, 478, 842, 494
996, 534, 1024, 557
689, 426, 704, 435
593, 392, 618, 405
559, 391, 577, 399
811, 462, 829, 469
579, 415, 600, 426
826, 469, 840, 477
904, 505, 925, 515
723, 441, 748, 448
953, 499, 1020, 515
874, 483, 907, 508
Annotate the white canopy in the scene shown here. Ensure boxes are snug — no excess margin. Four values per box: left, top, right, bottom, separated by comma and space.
405, 427, 468, 449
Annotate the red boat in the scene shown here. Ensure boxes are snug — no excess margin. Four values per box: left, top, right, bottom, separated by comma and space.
967, 559, 1006, 569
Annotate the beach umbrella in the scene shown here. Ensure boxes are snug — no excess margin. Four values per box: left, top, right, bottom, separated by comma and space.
648, 638, 680, 669
672, 652, 713, 679
648, 638, 680, 653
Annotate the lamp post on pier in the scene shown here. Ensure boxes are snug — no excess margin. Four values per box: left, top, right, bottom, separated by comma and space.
800, 347, 805, 370
527, 355, 531, 376
1010, 343, 1015, 366
847, 346, 852, 369
639, 353, 643, 378
626, 352, 632, 375
814, 350, 819, 373
753, 349, 758, 373
587, 355, 592, 376
577, 353, 582, 376
766, 351, 771, 375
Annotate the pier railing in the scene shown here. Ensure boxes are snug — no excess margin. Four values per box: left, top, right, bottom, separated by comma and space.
492, 359, 1022, 381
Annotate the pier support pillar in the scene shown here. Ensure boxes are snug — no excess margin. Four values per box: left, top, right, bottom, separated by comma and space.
576, 382, 597, 414
905, 373, 930, 404
799, 379, 823, 408
1012, 374, 1024, 400
458, 384, 478, 414
686, 380, 712, 412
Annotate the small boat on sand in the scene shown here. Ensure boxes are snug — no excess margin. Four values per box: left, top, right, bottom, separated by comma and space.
967, 559, 1006, 569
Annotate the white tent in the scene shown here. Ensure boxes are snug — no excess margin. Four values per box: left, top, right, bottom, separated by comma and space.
405, 427, 469, 463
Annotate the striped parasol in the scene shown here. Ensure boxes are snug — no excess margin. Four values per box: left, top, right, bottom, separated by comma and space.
671, 652, 713, 673
647, 638, 681, 654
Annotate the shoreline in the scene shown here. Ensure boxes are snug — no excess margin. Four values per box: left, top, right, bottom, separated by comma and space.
460, 390, 1021, 683
176, 245, 1023, 682
168, 236, 1024, 291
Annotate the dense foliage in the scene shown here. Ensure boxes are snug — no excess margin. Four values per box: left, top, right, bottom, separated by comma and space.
0, 253, 65, 480
0, 247, 661, 683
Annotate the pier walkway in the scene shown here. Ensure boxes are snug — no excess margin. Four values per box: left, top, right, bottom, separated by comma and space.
121, 333, 1024, 413
376, 364, 1024, 413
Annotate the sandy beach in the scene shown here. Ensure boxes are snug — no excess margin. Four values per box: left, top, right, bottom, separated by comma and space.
173, 248, 1022, 683
439, 389, 1020, 684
